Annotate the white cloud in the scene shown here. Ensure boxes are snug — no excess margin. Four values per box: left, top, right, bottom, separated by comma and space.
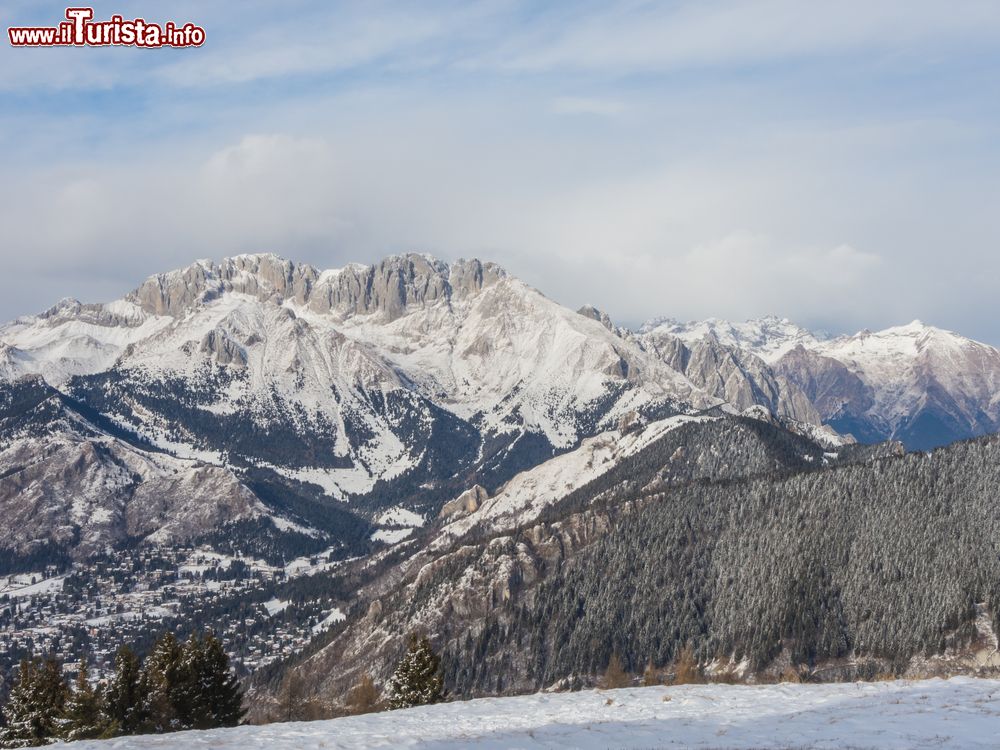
2, 2, 1000, 343
0, 126, 933, 338
672, 233, 884, 319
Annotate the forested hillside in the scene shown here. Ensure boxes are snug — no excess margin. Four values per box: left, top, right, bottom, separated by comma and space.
443, 434, 1000, 692
285, 425, 1000, 708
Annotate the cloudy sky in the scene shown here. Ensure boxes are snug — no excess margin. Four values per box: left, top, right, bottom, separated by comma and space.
2, 1, 999, 340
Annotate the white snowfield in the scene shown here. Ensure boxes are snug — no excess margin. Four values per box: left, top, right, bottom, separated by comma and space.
77, 678, 1000, 749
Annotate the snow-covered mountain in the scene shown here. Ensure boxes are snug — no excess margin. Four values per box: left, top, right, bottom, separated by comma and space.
640, 315, 827, 363
0, 377, 268, 557
787, 321, 1000, 449
630, 320, 822, 426
3, 253, 998, 561
7, 253, 1000, 714
0, 254, 723, 558
643, 315, 1000, 449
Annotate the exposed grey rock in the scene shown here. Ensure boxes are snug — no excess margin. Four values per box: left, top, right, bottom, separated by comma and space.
0, 424, 263, 556
646, 316, 1000, 450
308, 256, 505, 319
637, 330, 822, 425
577, 305, 616, 332
200, 329, 248, 368
772, 345, 874, 427
439, 484, 489, 519
130, 253, 509, 322
131, 254, 320, 316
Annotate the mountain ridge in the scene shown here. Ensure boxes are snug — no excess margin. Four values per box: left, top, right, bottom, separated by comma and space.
1, 251, 997, 565
0, 253, 715, 561
638, 313, 1000, 449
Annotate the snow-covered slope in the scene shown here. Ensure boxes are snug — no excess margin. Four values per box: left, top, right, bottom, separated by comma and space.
632, 323, 822, 425
0, 298, 172, 385
433, 413, 714, 547
331, 276, 707, 451
75, 678, 1000, 749
778, 321, 1000, 449
6, 251, 998, 559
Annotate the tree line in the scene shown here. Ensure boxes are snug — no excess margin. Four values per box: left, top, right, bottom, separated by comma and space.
0, 632, 244, 748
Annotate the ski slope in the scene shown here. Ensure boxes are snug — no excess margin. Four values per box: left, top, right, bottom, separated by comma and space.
78, 677, 1000, 749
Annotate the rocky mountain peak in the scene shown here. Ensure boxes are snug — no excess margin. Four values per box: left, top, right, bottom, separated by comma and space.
639, 315, 824, 363
127, 253, 509, 321
128, 254, 320, 316
576, 305, 616, 332
307, 254, 506, 320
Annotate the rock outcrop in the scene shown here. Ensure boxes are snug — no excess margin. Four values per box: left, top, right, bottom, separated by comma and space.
439, 484, 488, 519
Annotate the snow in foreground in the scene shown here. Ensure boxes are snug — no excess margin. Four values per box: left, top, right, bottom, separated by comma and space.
78, 677, 1000, 749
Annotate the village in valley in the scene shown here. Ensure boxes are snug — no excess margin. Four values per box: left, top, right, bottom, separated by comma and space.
0, 546, 349, 681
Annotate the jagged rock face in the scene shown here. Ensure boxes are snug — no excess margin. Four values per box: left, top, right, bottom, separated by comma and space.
132, 254, 319, 315
130, 253, 509, 323
634, 330, 821, 426
775, 323, 1000, 449
200, 329, 247, 368
772, 345, 878, 439
577, 305, 616, 332
308, 256, 506, 320
643, 315, 823, 362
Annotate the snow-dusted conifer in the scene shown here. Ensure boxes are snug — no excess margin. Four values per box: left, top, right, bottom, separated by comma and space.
139, 633, 182, 733
103, 645, 145, 736
386, 633, 444, 709
62, 657, 105, 741
179, 632, 245, 729
0, 657, 68, 747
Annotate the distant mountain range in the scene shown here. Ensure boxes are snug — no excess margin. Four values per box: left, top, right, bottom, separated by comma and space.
641, 315, 1000, 450
1, 253, 998, 563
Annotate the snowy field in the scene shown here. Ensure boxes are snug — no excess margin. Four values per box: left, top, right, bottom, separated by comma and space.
76, 677, 1000, 749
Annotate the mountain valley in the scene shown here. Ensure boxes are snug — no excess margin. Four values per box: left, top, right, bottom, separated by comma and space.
2, 253, 1000, 714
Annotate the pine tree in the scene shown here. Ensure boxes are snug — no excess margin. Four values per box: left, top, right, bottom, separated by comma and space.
61, 657, 105, 741
139, 633, 182, 734
178, 632, 245, 730
103, 645, 145, 736
386, 633, 444, 710
0, 657, 68, 748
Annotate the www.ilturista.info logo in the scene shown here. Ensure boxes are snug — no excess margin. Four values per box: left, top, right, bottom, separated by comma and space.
8, 7, 205, 48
